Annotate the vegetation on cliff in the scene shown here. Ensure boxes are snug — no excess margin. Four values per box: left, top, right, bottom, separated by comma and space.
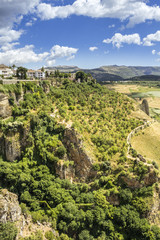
0, 79, 160, 240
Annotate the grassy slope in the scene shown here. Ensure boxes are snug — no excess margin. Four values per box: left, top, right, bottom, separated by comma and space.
132, 122, 160, 167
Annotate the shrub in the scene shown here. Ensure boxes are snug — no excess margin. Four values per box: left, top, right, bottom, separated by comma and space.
45, 231, 54, 240
0, 222, 18, 240
56, 146, 66, 158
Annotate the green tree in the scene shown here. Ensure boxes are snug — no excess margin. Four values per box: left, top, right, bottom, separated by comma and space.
16, 66, 27, 79
75, 71, 86, 82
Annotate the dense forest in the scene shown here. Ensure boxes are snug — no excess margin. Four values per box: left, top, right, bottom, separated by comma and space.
0, 78, 160, 240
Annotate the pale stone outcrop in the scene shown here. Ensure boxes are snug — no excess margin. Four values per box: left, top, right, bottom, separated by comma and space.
0, 189, 21, 223
0, 93, 12, 118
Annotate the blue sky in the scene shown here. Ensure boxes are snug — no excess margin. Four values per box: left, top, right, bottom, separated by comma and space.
1, 0, 160, 69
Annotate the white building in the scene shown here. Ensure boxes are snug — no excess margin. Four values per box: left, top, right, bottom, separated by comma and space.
35, 70, 45, 79
27, 70, 35, 79
0, 64, 13, 78
27, 69, 45, 79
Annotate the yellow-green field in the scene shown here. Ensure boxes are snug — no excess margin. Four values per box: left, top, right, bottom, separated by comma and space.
131, 122, 160, 166
107, 84, 160, 120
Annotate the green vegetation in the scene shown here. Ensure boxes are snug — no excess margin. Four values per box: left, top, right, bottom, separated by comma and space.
0, 222, 18, 240
0, 78, 160, 239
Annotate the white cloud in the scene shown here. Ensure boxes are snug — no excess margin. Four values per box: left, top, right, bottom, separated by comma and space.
25, 17, 37, 27
0, 28, 23, 46
50, 45, 78, 59
0, 0, 40, 51
103, 33, 141, 48
0, 0, 39, 29
46, 59, 56, 67
26, 21, 33, 27
143, 31, 160, 46
0, 42, 20, 52
0, 44, 78, 67
89, 47, 98, 52
36, 0, 160, 27
0, 45, 49, 66
67, 55, 75, 61
108, 24, 115, 28
152, 49, 156, 55
45, 45, 78, 66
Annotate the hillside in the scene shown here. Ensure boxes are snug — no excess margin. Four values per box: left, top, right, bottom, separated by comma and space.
0, 80, 160, 239
45, 65, 160, 81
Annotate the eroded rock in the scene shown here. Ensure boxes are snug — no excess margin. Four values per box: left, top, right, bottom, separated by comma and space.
0, 189, 21, 223
63, 128, 96, 181
0, 93, 12, 118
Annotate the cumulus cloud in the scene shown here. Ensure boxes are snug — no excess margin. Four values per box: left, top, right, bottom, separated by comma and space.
0, 0, 39, 29
143, 31, 160, 46
0, 28, 23, 46
103, 33, 141, 48
0, 45, 49, 66
45, 45, 78, 66
0, 44, 78, 66
36, 0, 160, 27
25, 17, 37, 27
89, 47, 98, 52
152, 49, 156, 55
50, 45, 78, 59
0, 0, 40, 51
0, 42, 20, 52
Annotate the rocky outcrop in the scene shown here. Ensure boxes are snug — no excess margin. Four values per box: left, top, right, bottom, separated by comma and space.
143, 168, 158, 186
120, 166, 158, 189
63, 128, 96, 181
148, 189, 160, 225
0, 93, 12, 118
120, 175, 142, 189
0, 122, 30, 162
0, 189, 57, 239
0, 189, 21, 223
9, 91, 24, 105
141, 99, 149, 116
56, 159, 75, 183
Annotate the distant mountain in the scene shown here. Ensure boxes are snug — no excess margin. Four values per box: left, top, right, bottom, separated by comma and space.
128, 75, 160, 81
45, 65, 160, 82
46, 65, 80, 72
99, 66, 160, 79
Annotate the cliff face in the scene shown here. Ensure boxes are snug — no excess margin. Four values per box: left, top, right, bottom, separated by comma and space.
63, 128, 96, 181
0, 93, 12, 118
0, 189, 21, 223
0, 122, 30, 162
0, 189, 57, 239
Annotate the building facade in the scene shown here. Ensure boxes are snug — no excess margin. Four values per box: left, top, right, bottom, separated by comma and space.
27, 70, 45, 79
0, 64, 13, 78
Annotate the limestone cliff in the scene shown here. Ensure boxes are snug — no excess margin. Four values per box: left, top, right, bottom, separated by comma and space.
0, 189, 21, 223
63, 128, 96, 181
0, 93, 12, 118
0, 189, 58, 239
0, 122, 30, 162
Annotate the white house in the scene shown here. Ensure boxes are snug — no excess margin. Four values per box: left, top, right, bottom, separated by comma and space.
27, 69, 45, 79
27, 70, 35, 79
0, 64, 13, 78
35, 70, 45, 79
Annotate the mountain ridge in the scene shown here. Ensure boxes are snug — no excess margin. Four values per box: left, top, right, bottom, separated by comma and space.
45, 65, 160, 81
